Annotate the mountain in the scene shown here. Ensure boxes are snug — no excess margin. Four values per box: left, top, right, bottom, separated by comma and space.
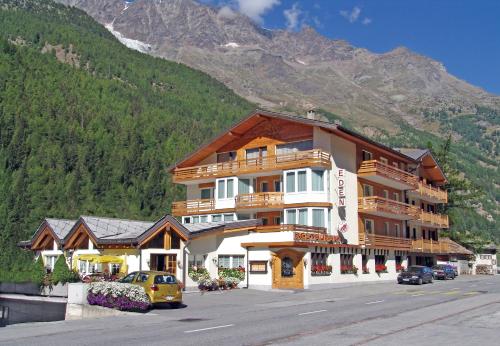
55, 0, 498, 239
0, 0, 252, 279
56, 0, 500, 131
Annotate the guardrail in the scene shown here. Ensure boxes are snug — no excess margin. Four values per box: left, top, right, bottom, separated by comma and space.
358, 160, 419, 188
235, 192, 284, 209
171, 198, 216, 216
256, 224, 327, 234
359, 233, 412, 249
358, 196, 420, 219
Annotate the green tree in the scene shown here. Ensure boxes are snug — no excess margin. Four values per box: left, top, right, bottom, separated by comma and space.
31, 256, 46, 287
52, 256, 79, 285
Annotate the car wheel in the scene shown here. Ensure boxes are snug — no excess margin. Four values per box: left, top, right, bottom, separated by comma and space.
418, 278, 423, 285
429, 277, 433, 283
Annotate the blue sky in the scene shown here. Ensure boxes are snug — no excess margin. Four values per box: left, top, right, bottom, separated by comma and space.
201, 0, 500, 94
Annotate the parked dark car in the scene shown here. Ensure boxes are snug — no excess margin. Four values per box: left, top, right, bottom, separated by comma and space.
397, 266, 433, 285
432, 264, 456, 280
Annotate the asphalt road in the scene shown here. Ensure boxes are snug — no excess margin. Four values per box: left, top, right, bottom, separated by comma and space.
1, 275, 499, 346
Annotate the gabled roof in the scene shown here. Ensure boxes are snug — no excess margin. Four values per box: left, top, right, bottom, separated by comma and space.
394, 148, 447, 184
395, 148, 429, 160
80, 216, 155, 240
170, 109, 418, 170
18, 218, 77, 248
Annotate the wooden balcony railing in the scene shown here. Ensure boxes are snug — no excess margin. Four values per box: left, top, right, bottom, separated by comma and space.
411, 239, 449, 254
171, 198, 216, 216
358, 160, 419, 189
256, 224, 327, 233
359, 233, 411, 250
173, 149, 330, 182
358, 197, 420, 219
235, 192, 284, 209
412, 182, 448, 203
416, 211, 449, 228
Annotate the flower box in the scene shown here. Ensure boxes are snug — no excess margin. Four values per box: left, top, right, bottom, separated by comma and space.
340, 265, 358, 275
311, 264, 332, 276
396, 265, 405, 273
375, 264, 388, 273
87, 282, 150, 311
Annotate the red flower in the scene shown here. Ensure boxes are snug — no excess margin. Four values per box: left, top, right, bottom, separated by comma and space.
375, 264, 387, 272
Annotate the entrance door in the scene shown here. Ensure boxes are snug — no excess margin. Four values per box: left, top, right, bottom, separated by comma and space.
272, 249, 304, 289
150, 254, 177, 275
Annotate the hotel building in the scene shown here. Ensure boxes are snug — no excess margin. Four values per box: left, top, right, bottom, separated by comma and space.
20, 109, 471, 289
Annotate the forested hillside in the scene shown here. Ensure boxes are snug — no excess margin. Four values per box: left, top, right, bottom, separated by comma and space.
0, 0, 253, 275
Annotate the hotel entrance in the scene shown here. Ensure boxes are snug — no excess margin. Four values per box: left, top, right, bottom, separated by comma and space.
272, 249, 304, 289
150, 254, 177, 275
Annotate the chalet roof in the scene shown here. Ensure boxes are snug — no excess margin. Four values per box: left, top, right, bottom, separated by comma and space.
394, 148, 429, 160
80, 216, 154, 240
170, 108, 419, 170
45, 218, 78, 239
394, 147, 447, 184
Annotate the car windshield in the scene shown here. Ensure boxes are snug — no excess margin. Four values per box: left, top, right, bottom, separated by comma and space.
154, 275, 177, 284
433, 265, 444, 270
407, 266, 423, 273
120, 272, 136, 283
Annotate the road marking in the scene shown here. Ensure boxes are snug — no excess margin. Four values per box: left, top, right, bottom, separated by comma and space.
443, 291, 460, 295
463, 291, 479, 296
365, 300, 384, 305
411, 293, 425, 297
184, 324, 234, 333
298, 309, 327, 316
452, 287, 460, 290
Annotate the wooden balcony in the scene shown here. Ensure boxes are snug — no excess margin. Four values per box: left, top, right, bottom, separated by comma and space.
256, 224, 327, 233
359, 233, 411, 250
411, 239, 449, 254
358, 160, 419, 190
409, 182, 448, 203
358, 196, 420, 220
171, 198, 218, 216
173, 149, 330, 183
235, 192, 284, 209
411, 211, 449, 228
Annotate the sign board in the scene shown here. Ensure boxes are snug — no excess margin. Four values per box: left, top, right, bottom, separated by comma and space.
294, 232, 341, 244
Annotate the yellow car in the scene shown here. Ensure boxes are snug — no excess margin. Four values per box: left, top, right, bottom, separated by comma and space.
120, 271, 183, 307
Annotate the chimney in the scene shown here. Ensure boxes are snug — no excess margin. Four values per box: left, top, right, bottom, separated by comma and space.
306, 109, 316, 119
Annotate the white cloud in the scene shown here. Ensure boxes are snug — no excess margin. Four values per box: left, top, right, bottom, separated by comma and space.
236, 0, 280, 24
217, 5, 238, 20
340, 6, 361, 23
284, 3, 302, 31
362, 17, 372, 25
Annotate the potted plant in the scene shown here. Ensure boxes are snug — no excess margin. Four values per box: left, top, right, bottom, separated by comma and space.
375, 264, 388, 274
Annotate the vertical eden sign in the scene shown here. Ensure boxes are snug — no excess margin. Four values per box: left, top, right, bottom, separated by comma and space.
338, 168, 348, 233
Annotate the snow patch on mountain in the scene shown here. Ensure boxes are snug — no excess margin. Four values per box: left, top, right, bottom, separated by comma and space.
223, 42, 240, 48
105, 23, 151, 53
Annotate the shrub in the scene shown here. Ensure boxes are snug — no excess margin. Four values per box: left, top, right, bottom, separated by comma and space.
87, 282, 150, 311
31, 256, 46, 287
52, 256, 80, 285
188, 267, 209, 282
218, 267, 245, 281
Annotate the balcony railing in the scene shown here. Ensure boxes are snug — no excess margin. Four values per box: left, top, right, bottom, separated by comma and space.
358, 197, 420, 219
173, 149, 330, 182
359, 233, 411, 250
411, 182, 448, 203
256, 224, 327, 234
411, 239, 449, 254
171, 198, 216, 216
358, 160, 419, 189
416, 211, 449, 228
235, 192, 284, 209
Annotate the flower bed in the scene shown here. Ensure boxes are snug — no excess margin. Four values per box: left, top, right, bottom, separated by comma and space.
188, 267, 210, 282
311, 264, 332, 276
375, 264, 388, 273
341, 265, 358, 275
218, 267, 245, 281
87, 282, 150, 311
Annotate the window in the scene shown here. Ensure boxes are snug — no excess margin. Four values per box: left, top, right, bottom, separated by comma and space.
286, 209, 297, 224
297, 171, 307, 192
375, 255, 387, 273
261, 182, 269, 192
365, 219, 374, 234
201, 188, 213, 199
238, 178, 250, 194
136, 273, 149, 283
262, 218, 269, 226
393, 192, 399, 202
375, 255, 386, 266
223, 214, 234, 222
362, 150, 373, 161
363, 184, 374, 197
192, 216, 200, 223
298, 209, 308, 225
312, 209, 325, 227
212, 214, 222, 222
395, 224, 401, 237
281, 257, 294, 277
249, 261, 267, 274
392, 162, 399, 168
217, 151, 236, 163
121, 272, 137, 283
45, 255, 58, 271
110, 263, 121, 275
274, 180, 281, 192
362, 255, 368, 273
188, 254, 205, 269
276, 140, 313, 155
246, 146, 267, 160
218, 255, 244, 269
383, 190, 389, 199
286, 172, 296, 192
274, 216, 281, 225
182, 216, 191, 224
217, 178, 235, 199
200, 215, 208, 223
380, 157, 388, 164
237, 213, 251, 220
154, 275, 176, 284
312, 170, 325, 191
340, 254, 354, 274
384, 222, 390, 236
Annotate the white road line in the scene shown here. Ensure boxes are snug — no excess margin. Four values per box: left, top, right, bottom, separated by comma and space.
298, 309, 327, 316
412, 293, 425, 297
184, 324, 234, 333
365, 300, 384, 305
